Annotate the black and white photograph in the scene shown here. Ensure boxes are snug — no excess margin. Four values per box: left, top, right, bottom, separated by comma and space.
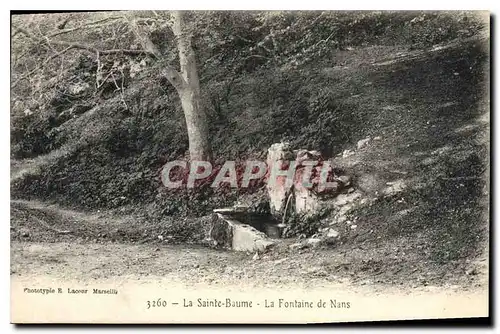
9, 9, 490, 324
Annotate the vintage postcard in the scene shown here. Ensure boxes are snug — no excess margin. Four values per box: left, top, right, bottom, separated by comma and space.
10, 10, 490, 324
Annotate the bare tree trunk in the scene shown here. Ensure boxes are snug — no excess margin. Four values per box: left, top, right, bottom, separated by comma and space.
126, 11, 212, 162
172, 11, 212, 162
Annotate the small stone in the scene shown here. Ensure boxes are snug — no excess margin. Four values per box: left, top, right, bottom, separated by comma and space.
193, 264, 200, 269
21, 232, 29, 238
342, 149, 355, 158
338, 205, 353, 217
350, 225, 357, 230
334, 192, 360, 206
158, 235, 164, 241
155, 248, 160, 252
327, 229, 339, 238
466, 268, 478, 276
307, 238, 322, 247
306, 267, 324, 274
357, 137, 371, 149
383, 179, 406, 196
252, 252, 260, 261
336, 215, 347, 224
337, 175, 352, 187
289, 243, 303, 250
69, 82, 90, 95
373, 136, 382, 140
346, 220, 352, 225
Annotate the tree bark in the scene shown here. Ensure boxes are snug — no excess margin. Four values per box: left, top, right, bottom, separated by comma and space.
125, 11, 212, 162
172, 11, 212, 162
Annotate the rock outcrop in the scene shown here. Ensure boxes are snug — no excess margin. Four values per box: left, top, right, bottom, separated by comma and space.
266, 142, 295, 216
266, 142, 351, 218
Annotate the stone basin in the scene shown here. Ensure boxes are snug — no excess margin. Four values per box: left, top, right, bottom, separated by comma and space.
211, 207, 282, 252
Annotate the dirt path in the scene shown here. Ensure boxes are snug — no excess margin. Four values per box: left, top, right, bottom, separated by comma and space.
11, 191, 489, 291
11, 227, 489, 292
10, 240, 489, 323
11, 239, 488, 292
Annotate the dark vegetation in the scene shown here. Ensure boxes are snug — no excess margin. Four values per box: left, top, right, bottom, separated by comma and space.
11, 11, 489, 257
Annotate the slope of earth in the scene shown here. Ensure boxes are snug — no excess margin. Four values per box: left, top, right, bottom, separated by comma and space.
10, 32, 489, 218
11, 33, 490, 290
325, 35, 490, 269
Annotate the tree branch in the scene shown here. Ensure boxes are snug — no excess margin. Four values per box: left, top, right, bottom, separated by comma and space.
122, 13, 162, 59
124, 12, 187, 92
11, 45, 74, 89
13, 20, 187, 93
53, 40, 148, 56
13, 25, 150, 56
11, 24, 151, 89
48, 16, 122, 38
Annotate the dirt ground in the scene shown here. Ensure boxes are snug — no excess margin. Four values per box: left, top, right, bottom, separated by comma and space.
10, 239, 489, 291
10, 190, 488, 292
